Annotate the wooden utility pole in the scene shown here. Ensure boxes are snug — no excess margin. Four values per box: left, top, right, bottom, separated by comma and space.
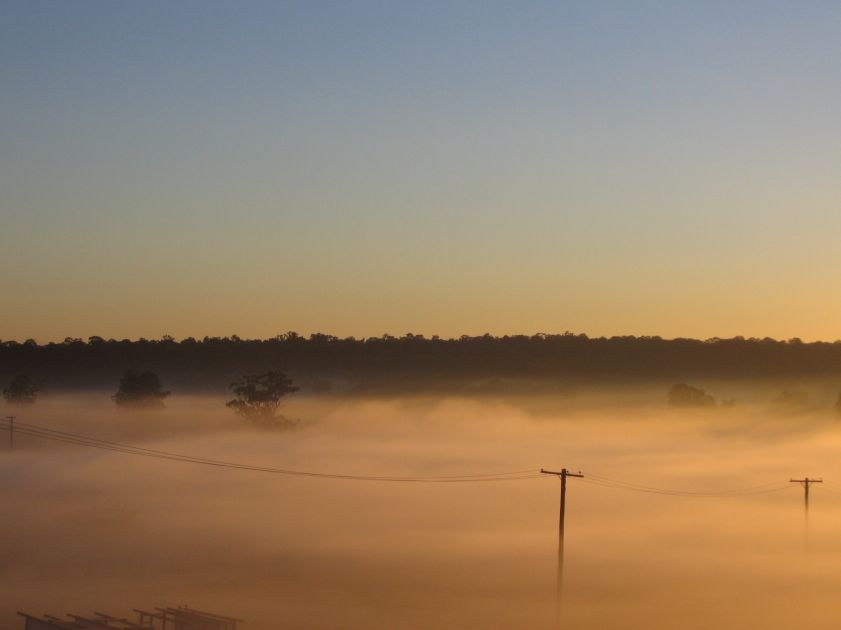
5, 416, 14, 450
790, 477, 822, 512
791, 476, 822, 584
541, 468, 584, 626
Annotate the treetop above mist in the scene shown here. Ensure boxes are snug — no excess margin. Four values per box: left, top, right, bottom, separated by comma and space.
113, 369, 171, 408
226, 370, 299, 429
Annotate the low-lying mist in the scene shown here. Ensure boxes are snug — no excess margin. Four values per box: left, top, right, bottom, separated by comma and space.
2, 385, 841, 629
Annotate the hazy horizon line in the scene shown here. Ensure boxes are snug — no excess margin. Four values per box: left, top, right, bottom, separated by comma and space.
4, 331, 839, 346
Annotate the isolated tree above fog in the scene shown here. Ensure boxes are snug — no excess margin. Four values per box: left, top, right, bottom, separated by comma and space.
113, 370, 170, 408
668, 383, 715, 407
3, 374, 40, 404
226, 371, 298, 429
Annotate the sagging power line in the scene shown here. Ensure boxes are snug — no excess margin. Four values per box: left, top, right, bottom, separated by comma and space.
0, 419, 817, 498
0, 418, 543, 483
580, 472, 794, 497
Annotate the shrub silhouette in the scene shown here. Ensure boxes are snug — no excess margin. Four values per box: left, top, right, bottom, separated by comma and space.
2, 374, 40, 404
113, 370, 170, 408
226, 371, 298, 429
668, 383, 715, 407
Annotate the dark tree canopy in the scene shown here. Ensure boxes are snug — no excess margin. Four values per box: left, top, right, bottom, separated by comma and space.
113, 370, 170, 408
668, 383, 715, 407
226, 371, 298, 428
6, 333, 841, 394
2, 374, 40, 404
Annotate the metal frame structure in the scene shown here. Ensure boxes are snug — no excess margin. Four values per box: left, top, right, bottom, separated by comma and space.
19, 607, 242, 630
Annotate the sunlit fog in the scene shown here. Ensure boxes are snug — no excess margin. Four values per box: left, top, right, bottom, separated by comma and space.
3, 386, 841, 629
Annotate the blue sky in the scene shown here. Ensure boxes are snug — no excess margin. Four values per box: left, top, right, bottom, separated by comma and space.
3, 1, 841, 341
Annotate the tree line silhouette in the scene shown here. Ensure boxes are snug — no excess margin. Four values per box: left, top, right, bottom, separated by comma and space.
2, 332, 841, 392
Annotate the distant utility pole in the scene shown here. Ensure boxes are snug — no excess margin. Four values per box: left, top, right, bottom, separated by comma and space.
540, 468, 584, 626
790, 477, 822, 512
5, 416, 14, 450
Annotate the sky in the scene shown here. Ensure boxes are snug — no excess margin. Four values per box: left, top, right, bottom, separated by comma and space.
2, 1, 841, 343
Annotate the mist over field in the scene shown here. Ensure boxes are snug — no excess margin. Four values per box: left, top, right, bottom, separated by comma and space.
8, 1, 841, 628
3, 388, 841, 629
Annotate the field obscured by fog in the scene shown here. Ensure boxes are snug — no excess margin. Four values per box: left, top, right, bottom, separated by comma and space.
3, 386, 841, 629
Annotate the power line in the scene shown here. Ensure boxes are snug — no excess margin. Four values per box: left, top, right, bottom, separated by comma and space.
0, 419, 818, 496
0, 419, 544, 483
814, 481, 841, 494
579, 477, 793, 497
580, 472, 794, 498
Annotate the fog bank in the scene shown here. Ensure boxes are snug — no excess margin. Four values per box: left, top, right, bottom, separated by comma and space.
2, 393, 841, 629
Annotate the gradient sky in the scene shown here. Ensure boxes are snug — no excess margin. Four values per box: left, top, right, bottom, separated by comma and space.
3, 1, 841, 342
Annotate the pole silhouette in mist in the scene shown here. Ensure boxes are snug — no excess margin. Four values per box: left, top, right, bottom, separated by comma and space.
541, 468, 583, 627
5, 416, 14, 449
791, 476, 822, 584
790, 477, 822, 512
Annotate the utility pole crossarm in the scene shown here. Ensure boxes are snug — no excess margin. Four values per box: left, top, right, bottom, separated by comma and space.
540, 469, 584, 478
790, 477, 823, 512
